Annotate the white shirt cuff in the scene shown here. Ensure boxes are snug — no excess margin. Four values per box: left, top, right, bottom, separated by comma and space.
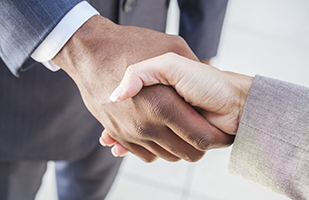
31, 1, 99, 71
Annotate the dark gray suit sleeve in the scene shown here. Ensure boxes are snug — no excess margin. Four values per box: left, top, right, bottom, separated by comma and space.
229, 75, 309, 199
0, 0, 83, 76
178, 0, 228, 60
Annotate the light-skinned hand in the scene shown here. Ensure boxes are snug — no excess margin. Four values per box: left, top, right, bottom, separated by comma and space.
53, 16, 234, 162
102, 53, 253, 156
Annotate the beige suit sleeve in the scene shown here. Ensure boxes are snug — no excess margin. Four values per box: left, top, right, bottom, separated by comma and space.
229, 75, 309, 200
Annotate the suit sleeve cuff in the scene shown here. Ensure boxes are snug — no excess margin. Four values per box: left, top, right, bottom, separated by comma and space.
229, 75, 309, 198
31, 1, 99, 71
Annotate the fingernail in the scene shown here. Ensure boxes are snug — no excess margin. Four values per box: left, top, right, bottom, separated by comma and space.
99, 137, 106, 146
109, 85, 124, 102
111, 147, 119, 157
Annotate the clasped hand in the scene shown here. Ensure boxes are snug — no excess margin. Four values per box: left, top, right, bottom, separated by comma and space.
54, 15, 239, 162
101, 53, 253, 157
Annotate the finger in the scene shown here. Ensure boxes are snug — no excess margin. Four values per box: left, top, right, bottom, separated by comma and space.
124, 142, 158, 163
102, 120, 174, 161
149, 86, 234, 151
141, 125, 205, 162
111, 142, 129, 157
143, 141, 181, 162
109, 60, 162, 102
167, 102, 235, 151
109, 70, 143, 102
113, 136, 181, 162
100, 129, 117, 147
197, 108, 239, 136
106, 135, 159, 162
110, 53, 188, 102
117, 126, 204, 162
109, 131, 181, 162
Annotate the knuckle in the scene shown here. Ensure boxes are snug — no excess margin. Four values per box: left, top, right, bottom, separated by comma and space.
148, 99, 168, 119
171, 35, 186, 46
134, 122, 153, 139
145, 87, 175, 120
185, 151, 205, 162
167, 157, 181, 162
163, 52, 179, 62
132, 119, 160, 140
169, 35, 188, 51
195, 133, 214, 151
142, 155, 157, 163
132, 85, 177, 122
126, 64, 135, 75
146, 87, 166, 116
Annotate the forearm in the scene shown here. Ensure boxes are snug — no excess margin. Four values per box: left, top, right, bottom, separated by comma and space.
52, 15, 120, 111
52, 15, 227, 163
31, 1, 99, 72
53, 15, 114, 78
229, 75, 309, 199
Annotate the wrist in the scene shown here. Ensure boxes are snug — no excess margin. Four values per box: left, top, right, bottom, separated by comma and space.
224, 71, 254, 125
52, 15, 122, 105
52, 15, 115, 78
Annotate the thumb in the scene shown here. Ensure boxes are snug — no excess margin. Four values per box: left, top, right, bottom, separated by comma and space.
109, 67, 144, 102
109, 53, 178, 102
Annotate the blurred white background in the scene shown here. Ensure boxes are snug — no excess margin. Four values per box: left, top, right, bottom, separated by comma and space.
35, 0, 309, 199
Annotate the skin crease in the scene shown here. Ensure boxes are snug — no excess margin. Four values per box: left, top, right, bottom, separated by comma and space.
101, 53, 254, 157
52, 15, 235, 162
102, 58, 211, 157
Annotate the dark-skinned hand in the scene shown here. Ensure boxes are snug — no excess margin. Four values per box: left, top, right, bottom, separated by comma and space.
53, 15, 234, 162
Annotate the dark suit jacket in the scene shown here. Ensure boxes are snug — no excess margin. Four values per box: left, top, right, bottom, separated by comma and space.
0, 0, 227, 161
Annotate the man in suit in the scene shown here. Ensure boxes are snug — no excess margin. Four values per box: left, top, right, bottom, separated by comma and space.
0, 0, 229, 199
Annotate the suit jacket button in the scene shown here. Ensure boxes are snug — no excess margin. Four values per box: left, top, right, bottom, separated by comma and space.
123, 0, 136, 14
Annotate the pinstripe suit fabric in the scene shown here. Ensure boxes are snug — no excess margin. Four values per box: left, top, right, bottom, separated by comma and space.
0, 1, 227, 199
0, 0, 83, 76
0, 59, 101, 161
0, 1, 172, 199
0, 0, 173, 162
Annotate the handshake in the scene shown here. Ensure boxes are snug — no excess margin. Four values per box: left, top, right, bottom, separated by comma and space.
54, 15, 253, 163
102, 53, 254, 158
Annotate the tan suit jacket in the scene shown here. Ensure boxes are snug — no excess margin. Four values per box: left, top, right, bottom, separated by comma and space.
230, 75, 309, 199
